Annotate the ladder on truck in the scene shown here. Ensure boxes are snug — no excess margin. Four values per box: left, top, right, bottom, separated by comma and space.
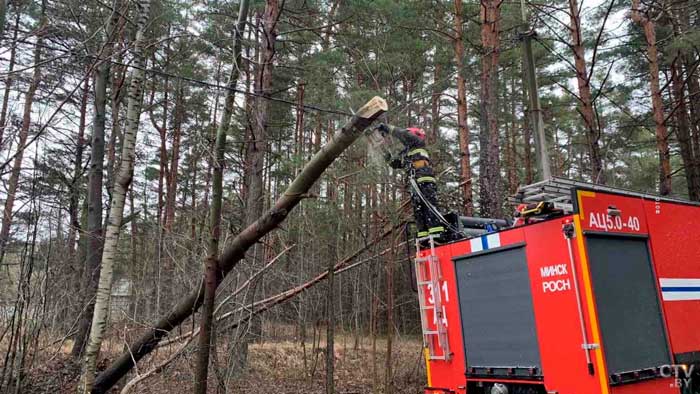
414, 235, 451, 361
509, 176, 699, 208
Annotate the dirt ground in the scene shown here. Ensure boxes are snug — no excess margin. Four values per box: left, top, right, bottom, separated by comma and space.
19, 333, 426, 394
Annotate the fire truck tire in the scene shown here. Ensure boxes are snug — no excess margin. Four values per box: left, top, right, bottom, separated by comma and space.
467, 383, 546, 394
490, 383, 508, 394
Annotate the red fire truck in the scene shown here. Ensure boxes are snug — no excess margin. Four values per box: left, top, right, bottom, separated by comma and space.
415, 178, 700, 394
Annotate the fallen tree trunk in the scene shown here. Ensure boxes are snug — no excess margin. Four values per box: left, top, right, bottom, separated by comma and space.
217, 223, 406, 332
92, 96, 387, 393
119, 225, 404, 394
157, 221, 402, 349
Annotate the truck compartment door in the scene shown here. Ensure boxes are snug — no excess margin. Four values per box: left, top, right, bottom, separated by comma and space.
585, 234, 670, 380
454, 244, 542, 378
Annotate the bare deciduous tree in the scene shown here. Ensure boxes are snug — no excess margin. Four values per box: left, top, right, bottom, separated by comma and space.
79, 0, 152, 391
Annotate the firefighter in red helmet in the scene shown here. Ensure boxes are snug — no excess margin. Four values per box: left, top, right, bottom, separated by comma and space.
377, 123, 445, 240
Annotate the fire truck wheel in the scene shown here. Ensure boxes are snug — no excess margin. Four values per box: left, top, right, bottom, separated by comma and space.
467, 382, 546, 394
490, 383, 508, 394
491, 384, 546, 394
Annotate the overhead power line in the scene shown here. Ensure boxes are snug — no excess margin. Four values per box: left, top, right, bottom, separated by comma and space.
1, 31, 357, 117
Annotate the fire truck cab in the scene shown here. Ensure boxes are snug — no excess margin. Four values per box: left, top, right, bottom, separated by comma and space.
416, 178, 700, 394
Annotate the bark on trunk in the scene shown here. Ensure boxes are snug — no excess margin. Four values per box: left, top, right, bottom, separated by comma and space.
164, 82, 183, 230
194, 1, 250, 393
68, 77, 90, 260
631, 0, 672, 195
670, 3, 700, 199
150, 72, 169, 315
325, 186, 337, 394
0, 0, 46, 262
245, 0, 279, 226
453, 0, 473, 215
79, 0, 151, 391
429, 63, 441, 148
71, 0, 123, 359
507, 76, 518, 193
671, 60, 699, 200
236, 0, 281, 373
0, 12, 20, 149
0, 0, 6, 39
91, 96, 387, 394
104, 18, 127, 203
569, 0, 605, 184
154, 77, 169, 230
384, 232, 396, 394
478, 0, 503, 217
688, 67, 700, 180
241, 13, 262, 205
687, 65, 700, 176
294, 82, 305, 172
67, 75, 90, 297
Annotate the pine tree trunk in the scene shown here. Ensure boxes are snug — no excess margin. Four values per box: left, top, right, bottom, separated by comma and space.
71, 0, 123, 359
429, 63, 441, 148
67, 76, 89, 317
245, 0, 279, 226
631, 0, 672, 195
0, 0, 6, 39
68, 77, 90, 261
325, 185, 337, 394
151, 73, 169, 315
0, 12, 19, 149
164, 82, 183, 230
478, 0, 503, 217
190, 147, 197, 240
569, 0, 605, 184
241, 12, 261, 205
194, 1, 250, 392
384, 233, 395, 394
79, 0, 151, 391
507, 76, 518, 193
0, 0, 46, 262
294, 82, 305, 173
155, 77, 169, 229
671, 2, 700, 199
91, 96, 387, 394
671, 60, 699, 200
237, 0, 280, 373
453, 0, 473, 215
688, 68, 700, 181
200, 56, 222, 238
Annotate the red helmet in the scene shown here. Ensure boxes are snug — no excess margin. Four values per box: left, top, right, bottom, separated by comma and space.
407, 127, 425, 140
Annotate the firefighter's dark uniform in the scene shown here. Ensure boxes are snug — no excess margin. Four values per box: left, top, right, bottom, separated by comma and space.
381, 124, 445, 239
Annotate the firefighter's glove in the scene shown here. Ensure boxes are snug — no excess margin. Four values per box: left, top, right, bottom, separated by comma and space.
377, 123, 390, 135
389, 158, 402, 169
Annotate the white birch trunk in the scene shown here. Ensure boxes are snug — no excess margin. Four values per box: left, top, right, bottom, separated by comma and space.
79, 0, 152, 392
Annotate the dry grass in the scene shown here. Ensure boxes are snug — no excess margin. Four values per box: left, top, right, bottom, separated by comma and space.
228, 336, 426, 394
19, 332, 426, 394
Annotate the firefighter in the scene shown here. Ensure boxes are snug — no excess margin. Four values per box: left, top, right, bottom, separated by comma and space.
377, 123, 446, 240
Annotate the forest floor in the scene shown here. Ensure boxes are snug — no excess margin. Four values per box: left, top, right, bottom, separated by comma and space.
18, 331, 426, 393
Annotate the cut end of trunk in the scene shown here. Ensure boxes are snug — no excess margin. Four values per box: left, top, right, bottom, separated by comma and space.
356, 96, 387, 119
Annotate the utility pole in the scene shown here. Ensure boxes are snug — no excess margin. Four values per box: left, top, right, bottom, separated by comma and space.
520, 0, 551, 180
